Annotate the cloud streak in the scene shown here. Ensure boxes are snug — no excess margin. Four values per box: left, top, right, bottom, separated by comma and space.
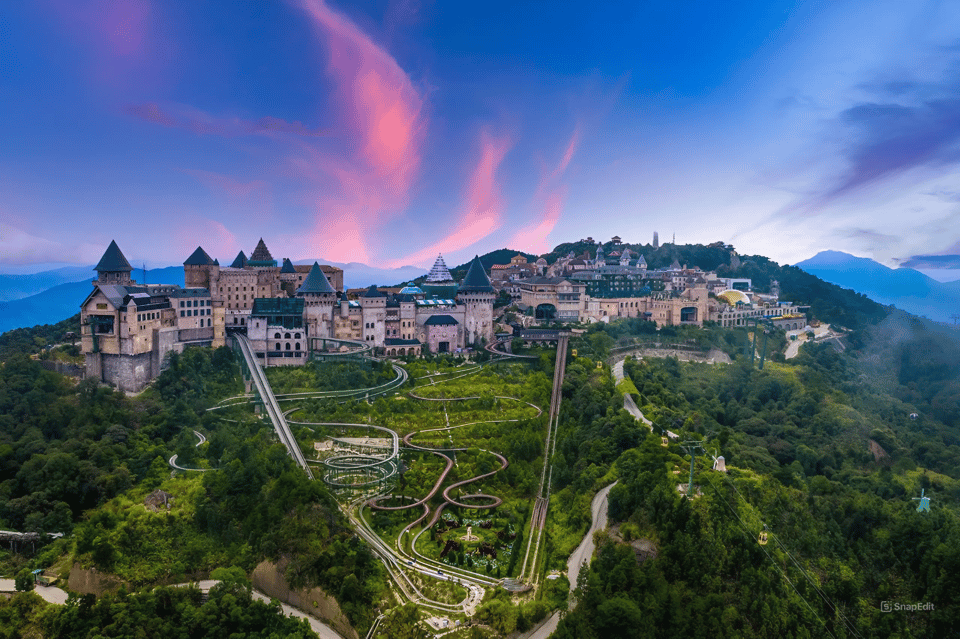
386, 129, 511, 267
509, 125, 581, 254
126, 102, 331, 138
289, 0, 427, 263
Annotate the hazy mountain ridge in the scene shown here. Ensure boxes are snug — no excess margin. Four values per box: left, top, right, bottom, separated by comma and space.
0, 267, 185, 335
795, 251, 960, 323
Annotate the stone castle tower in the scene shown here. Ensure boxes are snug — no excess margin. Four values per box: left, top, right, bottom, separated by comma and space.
95, 240, 134, 286
297, 262, 336, 339
458, 255, 495, 346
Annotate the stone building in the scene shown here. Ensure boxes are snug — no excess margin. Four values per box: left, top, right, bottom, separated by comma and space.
81, 240, 496, 391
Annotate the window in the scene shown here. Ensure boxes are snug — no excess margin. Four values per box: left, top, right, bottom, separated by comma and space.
275, 344, 281, 350
285, 343, 291, 350
294, 332, 300, 339
285, 333, 291, 339
295, 342, 300, 350
180, 301, 184, 308
180, 311, 185, 318
274, 332, 281, 339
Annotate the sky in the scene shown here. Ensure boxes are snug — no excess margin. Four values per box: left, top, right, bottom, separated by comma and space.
2, 0, 960, 272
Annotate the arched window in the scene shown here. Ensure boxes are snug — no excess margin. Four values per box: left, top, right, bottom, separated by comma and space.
294, 332, 301, 339
275, 343, 281, 350
274, 332, 281, 339
285, 343, 291, 350
295, 342, 300, 350
285, 332, 291, 339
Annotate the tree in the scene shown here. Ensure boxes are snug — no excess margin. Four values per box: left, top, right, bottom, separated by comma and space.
14, 569, 34, 592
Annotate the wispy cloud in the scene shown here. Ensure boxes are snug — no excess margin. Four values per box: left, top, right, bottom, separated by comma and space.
0, 220, 102, 265
509, 125, 581, 255
126, 102, 331, 138
286, 0, 427, 263
386, 129, 511, 267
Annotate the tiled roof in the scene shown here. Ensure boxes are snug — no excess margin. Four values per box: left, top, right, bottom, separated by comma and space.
230, 251, 248, 268
385, 338, 421, 346
296, 262, 335, 294
458, 255, 494, 293
425, 254, 455, 283
280, 258, 297, 274
361, 284, 387, 298
250, 238, 274, 262
423, 314, 458, 326
95, 240, 133, 273
251, 297, 304, 316
184, 246, 215, 266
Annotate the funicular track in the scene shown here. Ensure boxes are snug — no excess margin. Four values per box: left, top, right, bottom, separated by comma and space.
516, 334, 568, 585
233, 334, 313, 479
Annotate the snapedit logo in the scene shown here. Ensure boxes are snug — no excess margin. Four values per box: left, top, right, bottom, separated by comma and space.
881, 601, 935, 612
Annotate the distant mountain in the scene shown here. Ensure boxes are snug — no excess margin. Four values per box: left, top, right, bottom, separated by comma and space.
294, 260, 425, 289
0, 267, 185, 335
0, 265, 97, 302
794, 251, 960, 323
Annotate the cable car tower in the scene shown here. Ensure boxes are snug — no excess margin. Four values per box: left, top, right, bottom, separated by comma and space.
913, 488, 931, 513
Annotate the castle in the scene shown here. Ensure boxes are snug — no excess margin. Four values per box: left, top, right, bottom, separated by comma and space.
81, 239, 495, 392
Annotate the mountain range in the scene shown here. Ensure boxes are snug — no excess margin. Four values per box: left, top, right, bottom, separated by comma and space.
3, 248, 958, 335
794, 251, 960, 323
0, 261, 427, 334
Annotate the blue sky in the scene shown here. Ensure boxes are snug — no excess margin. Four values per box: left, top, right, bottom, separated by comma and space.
2, 0, 960, 271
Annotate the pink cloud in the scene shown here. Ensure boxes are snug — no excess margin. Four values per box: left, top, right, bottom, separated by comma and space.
125, 103, 331, 139
509, 125, 582, 255
44, 0, 167, 92
0, 218, 102, 265
181, 169, 271, 213
274, 0, 427, 264
297, 0, 425, 196
174, 219, 239, 263
386, 129, 511, 267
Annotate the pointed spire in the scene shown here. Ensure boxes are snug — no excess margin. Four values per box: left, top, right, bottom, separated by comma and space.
425, 254, 454, 283
184, 246, 215, 266
296, 262, 335, 294
459, 255, 494, 293
249, 238, 275, 264
230, 251, 248, 269
280, 257, 297, 274
95, 240, 133, 273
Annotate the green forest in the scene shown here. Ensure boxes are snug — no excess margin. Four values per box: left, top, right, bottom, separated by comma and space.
1, 244, 960, 638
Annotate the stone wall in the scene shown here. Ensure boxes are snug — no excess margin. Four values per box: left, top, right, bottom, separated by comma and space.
250, 560, 358, 639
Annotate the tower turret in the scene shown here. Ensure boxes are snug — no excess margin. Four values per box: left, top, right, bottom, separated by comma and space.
296, 262, 336, 339
458, 255, 495, 346
94, 240, 134, 286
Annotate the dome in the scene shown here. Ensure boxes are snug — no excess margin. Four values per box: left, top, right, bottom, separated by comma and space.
716, 289, 751, 306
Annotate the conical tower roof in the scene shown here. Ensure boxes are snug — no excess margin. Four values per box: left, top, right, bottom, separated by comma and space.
250, 237, 274, 262
95, 240, 133, 273
296, 262, 335, 295
425, 254, 454, 283
459, 255, 494, 293
184, 246, 215, 266
230, 251, 248, 269
280, 257, 297, 274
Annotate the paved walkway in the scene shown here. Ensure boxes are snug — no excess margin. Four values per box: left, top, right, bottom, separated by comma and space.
0, 579, 69, 604
521, 482, 617, 639
613, 360, 676, 438
0, 578, 344, 638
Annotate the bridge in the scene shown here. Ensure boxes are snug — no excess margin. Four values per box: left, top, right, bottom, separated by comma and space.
233, 334, 314, 479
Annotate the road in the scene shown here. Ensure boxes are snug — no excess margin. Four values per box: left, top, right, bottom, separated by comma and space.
0, 579, 69, 604
612, 360, 676, 438
520, 480, 617, 639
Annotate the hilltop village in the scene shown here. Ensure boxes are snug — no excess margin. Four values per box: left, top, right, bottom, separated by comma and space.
80, 236, 808, 392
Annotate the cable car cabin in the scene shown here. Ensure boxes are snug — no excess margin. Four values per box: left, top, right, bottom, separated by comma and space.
571, 348, 577, 357
758, 532, 768, 545
596, 361, 602, 369
661, 437, 669, 447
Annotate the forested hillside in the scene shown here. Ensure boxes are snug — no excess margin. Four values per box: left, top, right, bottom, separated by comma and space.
552, 313, 960, 638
